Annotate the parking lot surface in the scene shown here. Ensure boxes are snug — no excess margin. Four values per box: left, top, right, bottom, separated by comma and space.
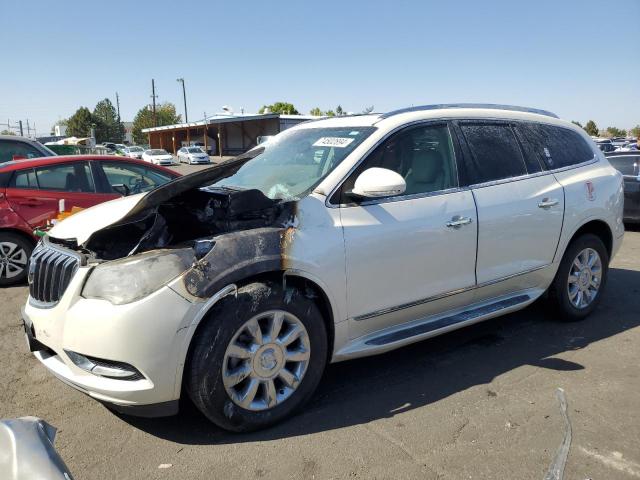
1, 203, 638, 478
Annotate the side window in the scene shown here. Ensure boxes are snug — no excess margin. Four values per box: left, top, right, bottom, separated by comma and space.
339, 124, 457, 202
100, 161, 174, 194
514, 123, 594, 170
35, 162, 95, 192
459, 123, 527, 184
9, 169, 38, 189
0, 140, 44, 163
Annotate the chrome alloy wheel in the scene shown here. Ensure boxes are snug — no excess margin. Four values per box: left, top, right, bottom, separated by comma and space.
0, 241, 28, 280
567, 247, 602, 309
222, 310, 311, 411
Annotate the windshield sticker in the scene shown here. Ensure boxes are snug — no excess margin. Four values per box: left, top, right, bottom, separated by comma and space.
313, 137, 355, 148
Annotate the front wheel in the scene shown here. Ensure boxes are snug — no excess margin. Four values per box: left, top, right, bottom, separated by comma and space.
186, 281, 328, 432
0, 233, 33, 286
547, 234, 609, 321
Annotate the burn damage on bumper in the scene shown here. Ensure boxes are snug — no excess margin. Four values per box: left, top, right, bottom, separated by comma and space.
49, 153, 299, 298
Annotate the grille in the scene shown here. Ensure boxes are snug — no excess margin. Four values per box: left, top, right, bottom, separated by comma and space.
29, 243, 80, 304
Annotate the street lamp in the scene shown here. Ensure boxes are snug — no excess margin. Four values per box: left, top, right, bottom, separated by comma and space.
176, 78, 188, 123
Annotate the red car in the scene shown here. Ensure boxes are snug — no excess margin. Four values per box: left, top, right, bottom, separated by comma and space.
0, 155, 180, 286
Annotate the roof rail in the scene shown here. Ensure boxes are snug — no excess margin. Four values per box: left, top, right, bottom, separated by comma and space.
378, 103, 559, 120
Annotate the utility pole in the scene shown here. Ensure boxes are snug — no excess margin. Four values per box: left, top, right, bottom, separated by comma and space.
26, 119, 32, 138
176, 77, 188, 123
115, 92, 121, 121
18, 120, 24, 136
151, 79, 158, 127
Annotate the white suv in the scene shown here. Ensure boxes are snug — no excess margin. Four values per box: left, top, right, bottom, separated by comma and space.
22, 105, 625, 431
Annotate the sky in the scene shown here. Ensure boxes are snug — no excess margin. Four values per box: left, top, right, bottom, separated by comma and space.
1, 0, 639, 137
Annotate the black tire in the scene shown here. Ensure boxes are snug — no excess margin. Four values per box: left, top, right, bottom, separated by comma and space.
547, 234, 609, 321
186, 281, 328, 432
0, 232, 34, 287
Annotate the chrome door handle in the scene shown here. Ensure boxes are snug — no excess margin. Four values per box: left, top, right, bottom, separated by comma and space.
538, 198, 559, 209
446, 216, 472, 228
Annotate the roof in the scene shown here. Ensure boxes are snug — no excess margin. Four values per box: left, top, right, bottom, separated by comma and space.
0, 155, 180, 176
142, 113, 280, 133
0, 135, 42, 143
379, 103, 559, 119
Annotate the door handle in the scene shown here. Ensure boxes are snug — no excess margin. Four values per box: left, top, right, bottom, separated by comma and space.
538, 198, 559, 209
446, 215, 473, 228
18, 198, 43, 206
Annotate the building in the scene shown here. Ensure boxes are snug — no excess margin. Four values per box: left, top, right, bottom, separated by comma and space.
123, 122, 133, 144
54, 125, 67, 137
141, 113, 318, 155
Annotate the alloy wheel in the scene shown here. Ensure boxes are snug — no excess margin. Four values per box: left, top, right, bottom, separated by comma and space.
222, 310, 311, 411
567, 247, 602, 309
0, 241, 28, 280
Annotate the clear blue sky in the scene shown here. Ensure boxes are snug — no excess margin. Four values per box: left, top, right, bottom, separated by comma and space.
1, 0, 638, 136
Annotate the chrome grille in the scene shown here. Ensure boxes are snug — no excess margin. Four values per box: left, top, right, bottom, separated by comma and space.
29, 242, 80, 304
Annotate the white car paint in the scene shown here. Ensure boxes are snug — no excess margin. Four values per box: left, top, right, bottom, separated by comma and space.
122, 146, 144, 159
176, 147, 210, 164
142, 149, 174, 165
22, 105, 624, 414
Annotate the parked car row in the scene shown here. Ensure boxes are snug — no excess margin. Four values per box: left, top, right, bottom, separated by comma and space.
0, 155, 179, 285
593, 137, 638, 153
605, 150, 640, 223
19, 104, 625, 432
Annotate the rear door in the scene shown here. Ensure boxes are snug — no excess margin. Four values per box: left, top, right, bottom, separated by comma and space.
5, 161, 101, 228
455, 121, 565, 285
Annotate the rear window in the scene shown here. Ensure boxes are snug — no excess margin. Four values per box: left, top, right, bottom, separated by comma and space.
514, 123, 594, 169
459, 123, 528, 184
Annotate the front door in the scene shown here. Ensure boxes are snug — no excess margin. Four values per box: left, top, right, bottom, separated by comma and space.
337, 123, 478, 339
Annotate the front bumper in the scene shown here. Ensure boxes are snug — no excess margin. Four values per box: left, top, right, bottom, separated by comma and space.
22, 268, 200, 415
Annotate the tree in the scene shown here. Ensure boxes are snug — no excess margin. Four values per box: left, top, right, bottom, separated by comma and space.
362, 105, 375, 114
335, 105, 344, 116
571, 120, 583, 128
309, 107, 323, 116
325, 110, 336, 117
605, 126, 626, 138
1, 129, 15, 135
131, 102, 181, 145
258, 102, 299, 115
93, 98, 124, 143
584, 120, 599, 137
66, 107, 94, 137
631, 125, 640, 139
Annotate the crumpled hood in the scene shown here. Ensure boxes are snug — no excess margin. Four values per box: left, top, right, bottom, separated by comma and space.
48, 193, 147, 244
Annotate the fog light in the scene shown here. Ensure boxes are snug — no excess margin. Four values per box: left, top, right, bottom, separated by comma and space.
65, 350, 143, 380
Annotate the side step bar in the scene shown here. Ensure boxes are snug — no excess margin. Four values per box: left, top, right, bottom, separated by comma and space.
365, 294, 531, 346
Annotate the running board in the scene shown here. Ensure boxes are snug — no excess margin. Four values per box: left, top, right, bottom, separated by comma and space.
365, 294, 531, 346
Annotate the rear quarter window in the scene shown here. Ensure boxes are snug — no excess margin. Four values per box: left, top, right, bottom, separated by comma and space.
9, 169, 38, 189
514, 123, 594, 170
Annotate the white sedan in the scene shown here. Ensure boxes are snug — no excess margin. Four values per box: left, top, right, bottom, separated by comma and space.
122, 146, 145, 159
142, 149, 175, 166
177, 146, 210, 164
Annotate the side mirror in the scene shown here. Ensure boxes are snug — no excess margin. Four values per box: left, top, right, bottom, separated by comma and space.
351, 167, 406, 199
112, 184, 130, 196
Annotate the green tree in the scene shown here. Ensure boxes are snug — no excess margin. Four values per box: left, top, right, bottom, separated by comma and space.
335, 105, 344, 116
66, 107, 94, 137
325, 110, 336, 117
93, 98, 124, 143
309, 107, 323, 116
131, 103, 181, 144
630, 125, 640, 139
605, 126, 626, 137
571, 120, 583, 128
362, 105, 374, 114
1, 129, 15, 135
258, 102, 299, 115
584, 120, 599, 137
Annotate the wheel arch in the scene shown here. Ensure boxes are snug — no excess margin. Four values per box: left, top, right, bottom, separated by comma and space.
565, 219, 613, 260
0, 227, 37, 247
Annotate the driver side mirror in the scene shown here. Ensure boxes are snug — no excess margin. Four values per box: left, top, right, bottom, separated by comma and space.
350, 167, 406, 199
112, 184, 130, 196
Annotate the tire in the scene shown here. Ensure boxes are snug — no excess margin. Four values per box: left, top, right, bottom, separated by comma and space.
0, 232, 34, 287
186, 281, 328, 432
547, 234, 609, 321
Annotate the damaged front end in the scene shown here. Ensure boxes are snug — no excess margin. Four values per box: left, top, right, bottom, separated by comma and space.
49, 155, 298, 303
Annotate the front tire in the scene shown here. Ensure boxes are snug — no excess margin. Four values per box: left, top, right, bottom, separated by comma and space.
0, 233, 33, 286
186, 281, 328, 432
547, 234, 609, 321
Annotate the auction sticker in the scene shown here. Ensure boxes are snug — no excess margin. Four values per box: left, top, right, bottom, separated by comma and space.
313, 137, 355, 148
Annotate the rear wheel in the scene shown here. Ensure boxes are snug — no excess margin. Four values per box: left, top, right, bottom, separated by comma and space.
547, 234, 609, 321
186, 281, 328, 432
0, 233, 33, 286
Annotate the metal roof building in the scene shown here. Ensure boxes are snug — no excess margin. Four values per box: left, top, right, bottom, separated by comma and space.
142, 113, 318, 155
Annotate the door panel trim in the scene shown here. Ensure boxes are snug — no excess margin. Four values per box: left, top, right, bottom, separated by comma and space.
353, 263, 549, 322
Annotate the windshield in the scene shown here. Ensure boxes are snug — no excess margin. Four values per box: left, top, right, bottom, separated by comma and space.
129, 146, 143, 152
211, 126, 376, 200
188, 147, 204, 153
148, 149, 168, 155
